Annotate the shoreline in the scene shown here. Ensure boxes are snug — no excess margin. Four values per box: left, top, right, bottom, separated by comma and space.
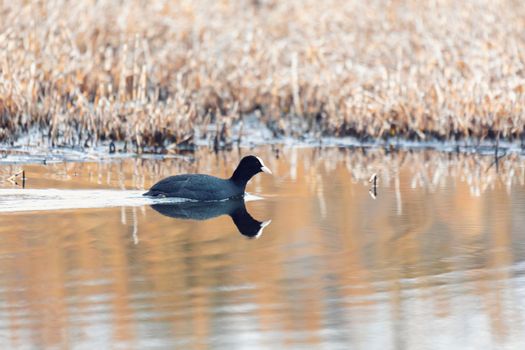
1, 136, 523, 165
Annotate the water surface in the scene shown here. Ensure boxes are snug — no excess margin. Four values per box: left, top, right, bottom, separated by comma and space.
1, 147, 525, 349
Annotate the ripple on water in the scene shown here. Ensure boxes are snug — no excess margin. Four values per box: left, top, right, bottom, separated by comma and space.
0, 189, 265, 213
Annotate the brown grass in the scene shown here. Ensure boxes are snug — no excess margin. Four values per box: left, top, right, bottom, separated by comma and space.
1, 0, 525, 149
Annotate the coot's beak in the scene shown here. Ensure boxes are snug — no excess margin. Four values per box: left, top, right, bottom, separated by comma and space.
261, 166, 272, 175
255, 156, 272, 175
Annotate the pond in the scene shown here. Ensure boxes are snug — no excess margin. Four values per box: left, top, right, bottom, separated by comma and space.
1, 146, 525, 349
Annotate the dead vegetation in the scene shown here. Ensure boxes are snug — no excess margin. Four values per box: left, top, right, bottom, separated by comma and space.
1, 0, 525, 150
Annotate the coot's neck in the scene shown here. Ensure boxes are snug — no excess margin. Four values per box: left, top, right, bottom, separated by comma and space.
229, 168, 255, 189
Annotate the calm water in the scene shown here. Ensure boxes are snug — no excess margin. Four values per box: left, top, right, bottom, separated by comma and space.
1, 147, 525, 349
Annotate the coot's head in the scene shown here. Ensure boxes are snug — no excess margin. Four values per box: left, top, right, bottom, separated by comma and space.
230, 155, 272, 185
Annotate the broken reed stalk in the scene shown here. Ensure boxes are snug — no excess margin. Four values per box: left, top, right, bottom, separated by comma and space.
368, 173, 378, 199
6, 169, 25, 187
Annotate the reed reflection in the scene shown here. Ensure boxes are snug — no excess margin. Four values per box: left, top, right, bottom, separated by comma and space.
1, 147, 525, 349
150, 199, 271, 238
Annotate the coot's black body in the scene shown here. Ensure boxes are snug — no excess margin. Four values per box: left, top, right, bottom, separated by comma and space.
144, 175, 243, 200
150, 199, 271, 238
143, 155, 272, 201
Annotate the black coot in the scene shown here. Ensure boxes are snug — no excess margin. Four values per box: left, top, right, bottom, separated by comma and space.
143, 155, 272, 200
150, 199, 271, 238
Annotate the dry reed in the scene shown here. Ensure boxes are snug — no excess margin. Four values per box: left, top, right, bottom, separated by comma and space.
1, 0, 525, 150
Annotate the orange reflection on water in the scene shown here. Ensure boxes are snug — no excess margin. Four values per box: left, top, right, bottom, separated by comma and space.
0, 147, 524, 349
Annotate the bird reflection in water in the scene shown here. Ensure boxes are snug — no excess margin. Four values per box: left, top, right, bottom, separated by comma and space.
150, 198, 271, 238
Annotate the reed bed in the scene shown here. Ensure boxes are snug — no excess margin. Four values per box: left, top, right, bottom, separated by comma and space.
1, 0, 525, 150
